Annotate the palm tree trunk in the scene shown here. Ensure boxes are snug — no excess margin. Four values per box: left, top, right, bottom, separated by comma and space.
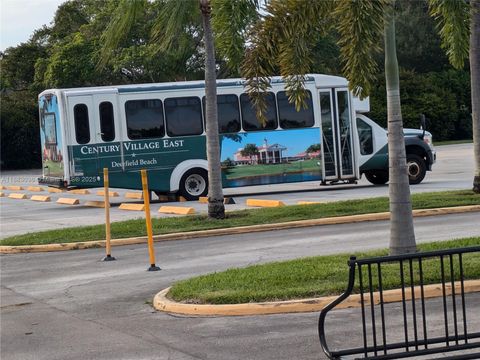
384, 1, 416, 255
471, 0, 480, 193
200, 0, 225, 219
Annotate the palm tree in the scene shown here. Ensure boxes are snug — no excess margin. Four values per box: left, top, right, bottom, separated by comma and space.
200, 0, 224, 218
428, 0, 480, 193
99, 0, 258, 219
242, 0, 417, 254
241, 143, 259, 164
306, 144, 321, 154
383, 3, 416, 254
472, 0, 480, 193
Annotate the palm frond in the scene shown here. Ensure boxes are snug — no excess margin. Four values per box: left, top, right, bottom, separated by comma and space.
242, 0, 333, 122
271, 0, 333, 109
428, 0, 470, 69
98, 0, 147, 70
242, 19, 277, 124
211, 0, 260, 75
151, 0, 201, 52
335, 0, 386, 98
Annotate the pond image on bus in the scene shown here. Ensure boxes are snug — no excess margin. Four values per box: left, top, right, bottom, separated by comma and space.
38, 74, 435, 200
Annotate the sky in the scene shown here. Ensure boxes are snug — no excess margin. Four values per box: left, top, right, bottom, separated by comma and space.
0, 0, 64, 51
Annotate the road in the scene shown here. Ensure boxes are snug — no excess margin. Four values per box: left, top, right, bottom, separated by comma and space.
1, 212, 479, 360
0, 143, 475, 238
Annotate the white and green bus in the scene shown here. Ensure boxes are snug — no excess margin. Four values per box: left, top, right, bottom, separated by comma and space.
38, 74, 435, 200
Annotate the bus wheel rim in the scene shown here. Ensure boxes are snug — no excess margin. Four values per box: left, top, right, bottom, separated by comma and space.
185, 174, 206, 196
408, 161, 420, 177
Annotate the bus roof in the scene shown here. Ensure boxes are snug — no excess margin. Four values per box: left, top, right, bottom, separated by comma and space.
38, 74, 348, 98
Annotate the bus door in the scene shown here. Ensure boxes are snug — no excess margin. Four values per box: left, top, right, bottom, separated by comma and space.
91, 92, 124, 175
319, 89, 355, 181
67, 95, 97, 179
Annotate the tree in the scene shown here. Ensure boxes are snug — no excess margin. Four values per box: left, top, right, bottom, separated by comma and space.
0, 43, 46, 90
100, 0, 258, 219
471, 0, 480, 193
306, 144, 321, 154
222, 157, 235, 168
200, 0, 224, 218
368, 68, 472, 142
241, 144, 259, 164
43, 32, 97, 88
429, 0, 480, 193
242, 0, 418, 254
0, 92, 41, 169
0, 41, 47, 169
394, 0, 450, 73
383, 3, 416, 254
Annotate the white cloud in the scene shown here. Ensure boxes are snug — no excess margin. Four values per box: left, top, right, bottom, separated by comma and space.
0, 0, 65, 51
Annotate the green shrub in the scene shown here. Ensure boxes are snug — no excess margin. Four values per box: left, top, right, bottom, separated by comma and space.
369, 69, 472, 141
0, 91, 41, 169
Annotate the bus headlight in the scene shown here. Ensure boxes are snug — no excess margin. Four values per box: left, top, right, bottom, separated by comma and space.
423, 134, 433, 148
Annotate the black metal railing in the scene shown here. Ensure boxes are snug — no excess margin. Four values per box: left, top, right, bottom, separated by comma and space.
318, 246, 480, 359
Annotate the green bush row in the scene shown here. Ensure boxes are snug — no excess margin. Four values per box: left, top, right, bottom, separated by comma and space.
0, 91, 41, 170
369, 69, 472, 141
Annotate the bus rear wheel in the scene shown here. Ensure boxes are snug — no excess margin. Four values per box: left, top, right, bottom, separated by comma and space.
179, 168, 208, 201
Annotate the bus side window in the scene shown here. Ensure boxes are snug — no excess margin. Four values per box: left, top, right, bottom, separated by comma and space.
202, 94, 241, 134
74, 104, 90, 144
165, 97, 203, 137
99, 102, 115, 142
125, 99, 164, 139
277, 91, 314, 129
356, 117, 373, 155
240, 92, 278, 131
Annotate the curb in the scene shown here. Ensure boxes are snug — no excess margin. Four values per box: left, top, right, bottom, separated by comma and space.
153, 280, 480, 317
1, 205, 479, 254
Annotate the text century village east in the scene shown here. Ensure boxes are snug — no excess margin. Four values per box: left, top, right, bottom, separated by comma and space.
79, 140, 185, 155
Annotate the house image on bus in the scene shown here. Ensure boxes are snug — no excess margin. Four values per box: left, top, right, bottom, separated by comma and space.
233, 139, 287, 165
294, 149, 321, 160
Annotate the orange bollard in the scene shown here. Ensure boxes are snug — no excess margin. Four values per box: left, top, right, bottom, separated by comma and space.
102, 168, 115, 262
141, 169, 160, 271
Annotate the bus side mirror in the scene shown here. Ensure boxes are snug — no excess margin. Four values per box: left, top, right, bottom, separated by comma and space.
419, 114, 426, 139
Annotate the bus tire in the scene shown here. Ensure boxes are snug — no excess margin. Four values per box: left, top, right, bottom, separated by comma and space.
365, 170, 389, 185
407, 154, 426, 185
178, 168, 208, 201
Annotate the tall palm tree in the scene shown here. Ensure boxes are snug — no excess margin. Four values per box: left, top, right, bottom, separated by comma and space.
100, 0, 258, 219
472, 0, 480, 193
200, 0, 224, 218
429, 0, 479, 193
383, 2, 416, 254
243, 0, 417, 254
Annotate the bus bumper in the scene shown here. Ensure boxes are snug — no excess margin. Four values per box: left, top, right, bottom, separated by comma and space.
38, 176, 66, 188
427, 149, 436, 170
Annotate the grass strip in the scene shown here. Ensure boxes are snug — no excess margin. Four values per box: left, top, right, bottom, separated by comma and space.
168, 237, 480, 304
1, 190, 479, 246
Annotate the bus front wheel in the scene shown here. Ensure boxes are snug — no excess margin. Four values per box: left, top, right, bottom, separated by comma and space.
179, 168, 208, 201
407, 154, 426, 185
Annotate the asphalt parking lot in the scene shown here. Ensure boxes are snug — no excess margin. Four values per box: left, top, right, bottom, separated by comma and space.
1, 212, 479, 360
